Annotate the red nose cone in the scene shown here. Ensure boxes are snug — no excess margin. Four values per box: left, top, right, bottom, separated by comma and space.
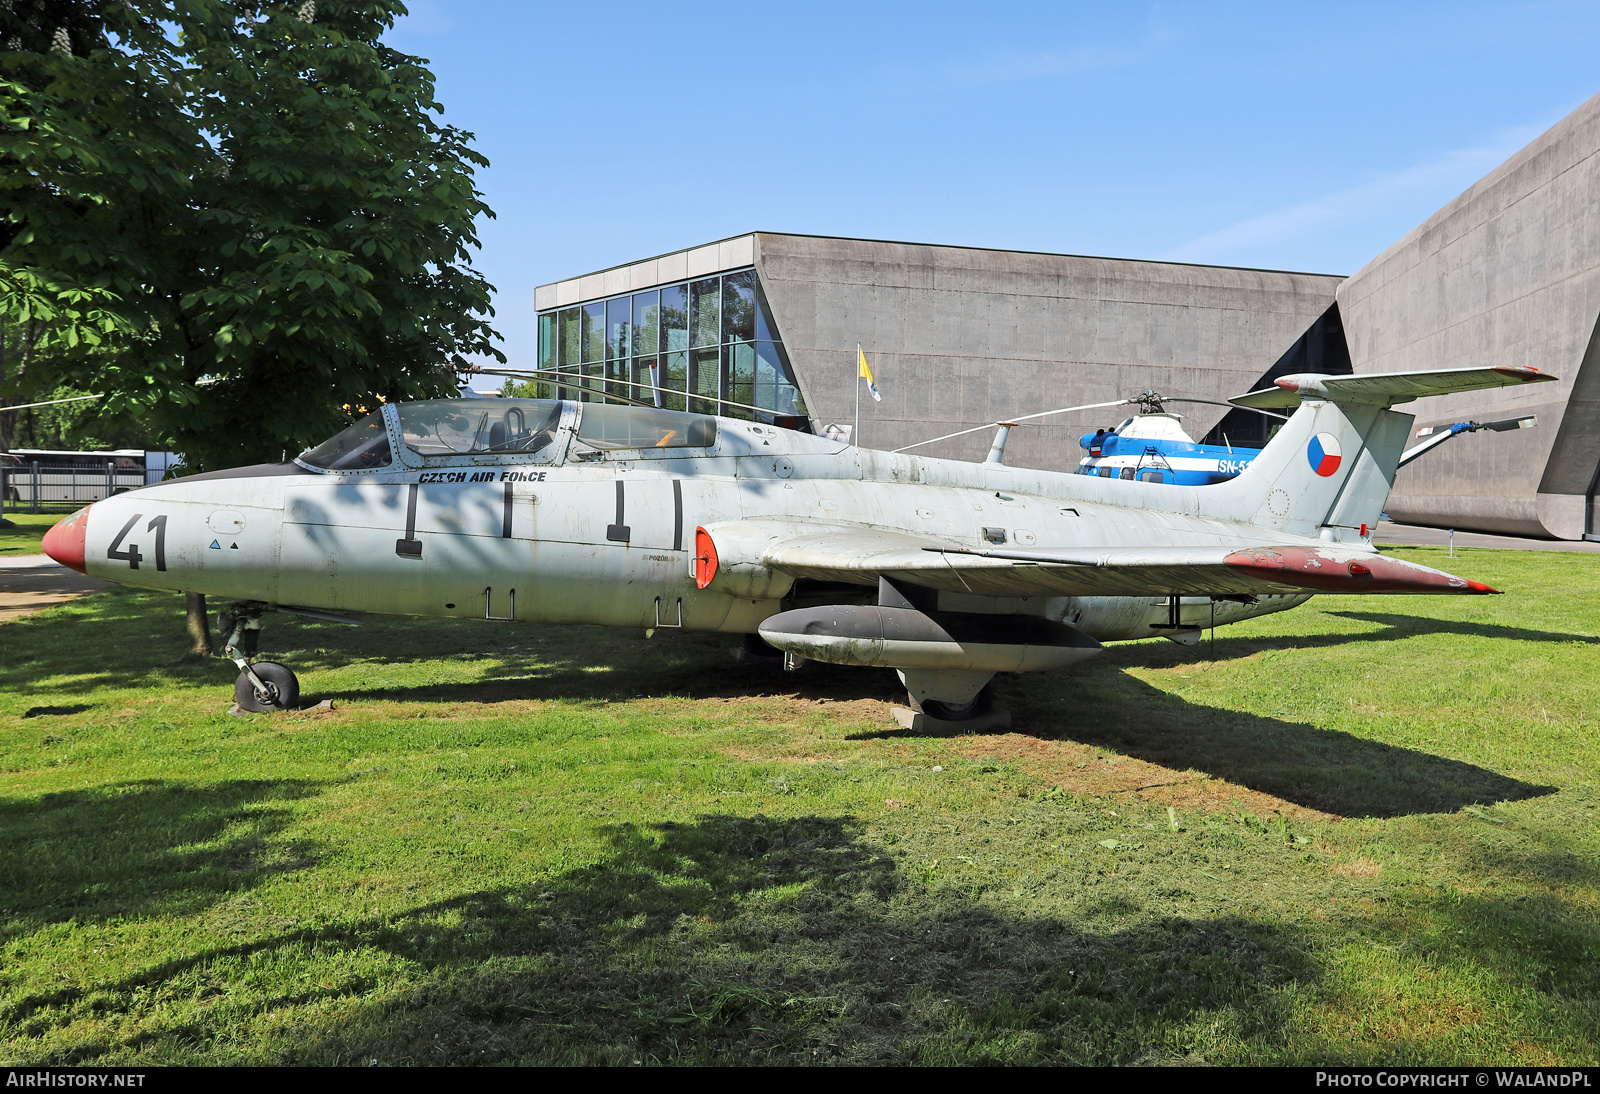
42, 506, 90, 573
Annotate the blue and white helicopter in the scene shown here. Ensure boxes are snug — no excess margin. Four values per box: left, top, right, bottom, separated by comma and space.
1074, 390, 1535, 484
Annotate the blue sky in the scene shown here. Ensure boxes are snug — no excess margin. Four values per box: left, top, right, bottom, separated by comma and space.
383, 1, 1600, 371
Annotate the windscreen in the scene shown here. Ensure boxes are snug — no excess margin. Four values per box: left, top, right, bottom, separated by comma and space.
397, 399, 563, 458
299, 411, 393, 471
576, 404, 717, 450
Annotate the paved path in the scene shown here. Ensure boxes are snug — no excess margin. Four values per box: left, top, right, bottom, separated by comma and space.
0, 555, 112, 624
1375, 522, 1600, 553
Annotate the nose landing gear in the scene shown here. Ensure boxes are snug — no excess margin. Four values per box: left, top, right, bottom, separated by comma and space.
232, 661, 300, 712
219, 601, 300, 712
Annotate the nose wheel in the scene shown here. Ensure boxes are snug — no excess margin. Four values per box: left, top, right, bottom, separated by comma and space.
220, 601, 300, 712
233, 661, 300, 712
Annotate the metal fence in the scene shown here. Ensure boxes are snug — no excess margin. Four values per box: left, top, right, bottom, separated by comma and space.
1, 464, 147, 512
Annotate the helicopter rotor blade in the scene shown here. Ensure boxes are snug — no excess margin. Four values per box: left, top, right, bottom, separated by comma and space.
1160, 396, 1290, 421
891, 399, 1134, 453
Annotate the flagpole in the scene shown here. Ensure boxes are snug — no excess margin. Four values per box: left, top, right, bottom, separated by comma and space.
854, 343, 861, 447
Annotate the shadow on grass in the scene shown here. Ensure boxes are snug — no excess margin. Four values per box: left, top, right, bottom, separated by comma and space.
1322, 610, 1600, 645
14, 814, 1317, 1066
1441, 892, 1600, 1001
0, 590, 846, 704
1012, 667, 1551, 818
5, 589, 1587, 708
0, 589, 235, 698
0, 591, 1558, 820
297, 652, 907, 709
0, 779, 321, 949
1104, 615, 1600, 676
852, 664, 1552, 819
1449, 819, 1600, 1003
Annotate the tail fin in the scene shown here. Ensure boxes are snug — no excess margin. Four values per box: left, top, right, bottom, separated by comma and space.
1210, 366, 1556, 538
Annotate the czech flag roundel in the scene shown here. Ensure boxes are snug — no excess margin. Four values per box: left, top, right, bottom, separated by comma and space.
1307, 432, 1343, 477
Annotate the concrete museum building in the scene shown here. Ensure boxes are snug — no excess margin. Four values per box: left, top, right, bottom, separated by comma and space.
534, 92, 1600, 540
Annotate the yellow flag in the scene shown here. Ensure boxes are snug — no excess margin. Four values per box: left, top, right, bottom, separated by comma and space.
858, 346, 881, 402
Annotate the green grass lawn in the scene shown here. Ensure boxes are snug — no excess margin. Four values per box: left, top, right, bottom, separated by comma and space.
0, 511, 59, 557
1, 545, 1597, 1065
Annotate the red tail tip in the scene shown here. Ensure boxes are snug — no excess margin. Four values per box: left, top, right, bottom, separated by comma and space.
1491, 366, 1554, 382
42, 506, 90, 573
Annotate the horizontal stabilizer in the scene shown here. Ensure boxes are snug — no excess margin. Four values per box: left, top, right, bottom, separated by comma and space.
1231, 366, 1556, 409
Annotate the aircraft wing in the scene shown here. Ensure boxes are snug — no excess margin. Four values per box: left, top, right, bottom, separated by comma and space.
756, 527, 1498, 597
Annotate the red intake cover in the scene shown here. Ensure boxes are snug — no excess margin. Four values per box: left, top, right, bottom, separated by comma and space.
693, 526, 719, 589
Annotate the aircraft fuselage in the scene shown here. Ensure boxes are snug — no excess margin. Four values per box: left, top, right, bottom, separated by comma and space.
64, 398, 1313, 643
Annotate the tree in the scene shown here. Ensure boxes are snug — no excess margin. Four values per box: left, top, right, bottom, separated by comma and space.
0, 0, 502, 474
2, 0, 501, 655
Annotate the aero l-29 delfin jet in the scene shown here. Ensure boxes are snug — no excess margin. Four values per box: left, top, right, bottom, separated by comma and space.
41, 365, 1554, 723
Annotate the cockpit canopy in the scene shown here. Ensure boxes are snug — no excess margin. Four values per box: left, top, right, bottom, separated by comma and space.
298, 411, 392, 471
399, 399, 564, 458
573, 403, 716, 450
297, 399, 721, 471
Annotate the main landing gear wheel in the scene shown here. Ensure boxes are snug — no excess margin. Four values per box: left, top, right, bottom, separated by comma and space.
233, 661, 299, 712
914, 685, 994, 722
735, 632, 784, 663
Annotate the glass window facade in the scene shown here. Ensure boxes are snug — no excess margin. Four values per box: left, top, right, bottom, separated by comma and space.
537, 267, 809, 428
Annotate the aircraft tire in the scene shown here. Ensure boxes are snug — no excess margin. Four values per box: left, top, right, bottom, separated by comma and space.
234, 662, 299, 712
916, 685, 994, 722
